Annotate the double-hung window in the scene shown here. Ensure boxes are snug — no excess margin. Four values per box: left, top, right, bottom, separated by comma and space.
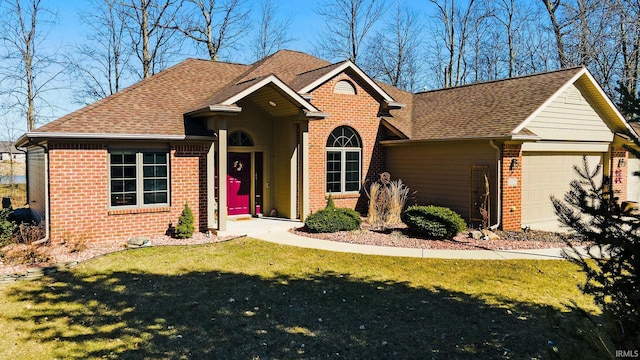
326, 126, 362, 193
110, 150, 169, 207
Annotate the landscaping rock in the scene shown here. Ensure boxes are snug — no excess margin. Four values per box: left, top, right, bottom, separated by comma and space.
481, 229, 500, 240
127, 236, 150, 247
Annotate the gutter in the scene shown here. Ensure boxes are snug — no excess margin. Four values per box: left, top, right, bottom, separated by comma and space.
17, 132, 189, 144
380, 134, 541, 146
489, 140, 502, 230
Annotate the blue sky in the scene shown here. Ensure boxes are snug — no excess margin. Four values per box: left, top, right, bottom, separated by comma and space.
3, 1, 441, 139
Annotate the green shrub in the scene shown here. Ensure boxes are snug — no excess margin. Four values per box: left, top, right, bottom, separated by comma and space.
0, 208, 17, 247
175, 202, 195, 239
305, 207, 361, 233
402, 205, 466, 239
325, 193, 335, 209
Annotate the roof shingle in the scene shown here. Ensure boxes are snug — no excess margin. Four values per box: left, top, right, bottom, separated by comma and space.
402, 67, 584, 140
35, 59, 249, 135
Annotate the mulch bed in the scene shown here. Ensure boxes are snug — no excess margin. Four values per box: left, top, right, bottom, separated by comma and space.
291, 223, 588, 251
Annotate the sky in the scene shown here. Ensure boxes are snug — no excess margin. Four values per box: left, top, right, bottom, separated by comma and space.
3, 0, 429, 139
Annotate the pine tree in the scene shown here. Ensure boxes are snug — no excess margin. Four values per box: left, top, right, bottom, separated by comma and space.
616, 82, 640, 122
175, 202, 195, 239
551, 155, 640, 352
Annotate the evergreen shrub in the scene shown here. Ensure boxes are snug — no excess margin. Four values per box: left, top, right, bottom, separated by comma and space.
402, 205, 466, 239
305, 207, 361, 233
175, 202, 195, 239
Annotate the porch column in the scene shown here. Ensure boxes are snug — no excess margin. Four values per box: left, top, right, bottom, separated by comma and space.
300, 121, 310, 220
217, 123, 228, 231
206, 141, 217, 231
288, 123, 298, 219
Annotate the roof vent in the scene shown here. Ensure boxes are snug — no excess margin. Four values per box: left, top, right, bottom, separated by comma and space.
334, 80, 356, 95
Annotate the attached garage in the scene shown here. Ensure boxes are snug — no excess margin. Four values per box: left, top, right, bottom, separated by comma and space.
522, 152, 603, 231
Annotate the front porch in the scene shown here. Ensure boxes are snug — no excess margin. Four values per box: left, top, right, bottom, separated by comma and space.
186, 79, 327, 233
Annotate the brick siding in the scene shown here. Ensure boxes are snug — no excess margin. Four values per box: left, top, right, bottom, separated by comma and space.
501, 144, 522, 231
47, 142, 209, 245
611, 146, 628, 202
307, 73, 386, 214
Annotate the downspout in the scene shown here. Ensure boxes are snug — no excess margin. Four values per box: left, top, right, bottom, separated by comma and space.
29, 141, 50, 245
489, 140, 501, 230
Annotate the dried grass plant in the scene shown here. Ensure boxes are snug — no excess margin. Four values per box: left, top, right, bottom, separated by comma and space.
387, 179, 410, 225
366, 173, 410, 229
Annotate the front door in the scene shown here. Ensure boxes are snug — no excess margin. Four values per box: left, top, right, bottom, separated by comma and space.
227, 152, 251, 215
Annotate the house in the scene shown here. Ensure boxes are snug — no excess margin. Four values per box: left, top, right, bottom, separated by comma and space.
15, 50, 637, 244
0, 141, 25, 163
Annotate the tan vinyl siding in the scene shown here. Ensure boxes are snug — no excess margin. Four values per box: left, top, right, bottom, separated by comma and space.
526, 84, 613, 142
272, 120, 294, 218
386, 142, 498, 223
27, 147, 46, 223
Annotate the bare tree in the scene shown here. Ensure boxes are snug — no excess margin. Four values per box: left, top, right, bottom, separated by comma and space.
364, 2, 423, 91
613, 0, 640, 101
0, 0, 63, 132
251, 0, 294, 61
174, 0, 250, 61
71, 0, 133, 104
427, 0, 488, 87
541, 0, 574, 68
314, 0, 386, 64
121, 0, 182, 79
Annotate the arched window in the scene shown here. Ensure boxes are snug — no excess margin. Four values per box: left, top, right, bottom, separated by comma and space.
228, 131, 253, 146
326, 126, 361, 193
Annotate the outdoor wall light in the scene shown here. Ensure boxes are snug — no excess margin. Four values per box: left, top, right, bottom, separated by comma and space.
618, 158, 626, 168
510, 158, 519, 171
268, 101, 277, 107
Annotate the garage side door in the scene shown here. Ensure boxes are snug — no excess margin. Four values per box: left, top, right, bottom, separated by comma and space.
522, 152, 603, 231
628, 153, 640, 202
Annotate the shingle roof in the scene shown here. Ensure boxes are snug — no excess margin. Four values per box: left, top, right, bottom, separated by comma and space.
376, 81, 413, 138
30, 49, 590, 142
403, 67, 584, 140
236, 50, 331, 85
35, 59, 250, 135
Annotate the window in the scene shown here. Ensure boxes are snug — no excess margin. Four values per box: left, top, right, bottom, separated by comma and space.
228, 131, 253, 146
326, 126, 361, 193
110, 150, 169, 207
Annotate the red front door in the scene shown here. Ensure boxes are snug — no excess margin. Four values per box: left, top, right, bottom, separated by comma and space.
227, 152, 251, 215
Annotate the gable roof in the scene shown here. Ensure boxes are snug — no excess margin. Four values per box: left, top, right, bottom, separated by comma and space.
405, 67, 585, 141
382, 67, 632, 142
188, 51, 402, 115
18, 49, 399, 146
17, 49, 631, 147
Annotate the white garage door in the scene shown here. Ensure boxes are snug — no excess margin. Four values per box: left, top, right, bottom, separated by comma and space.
522, 152, 603, 232
628, 153, 640, 202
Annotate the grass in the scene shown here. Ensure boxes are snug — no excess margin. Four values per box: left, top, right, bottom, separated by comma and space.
0, 238, 597, 359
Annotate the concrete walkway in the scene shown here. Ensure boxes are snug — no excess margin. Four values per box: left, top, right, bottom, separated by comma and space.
223, 217, 578, 260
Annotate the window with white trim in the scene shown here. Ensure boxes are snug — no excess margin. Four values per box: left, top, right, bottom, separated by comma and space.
110, 150, 169, 207
326, 126, 361, 193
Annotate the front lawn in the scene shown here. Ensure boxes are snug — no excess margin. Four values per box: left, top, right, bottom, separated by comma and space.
0, 238, 596, 359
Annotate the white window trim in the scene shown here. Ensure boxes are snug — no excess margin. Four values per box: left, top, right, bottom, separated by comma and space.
326, 147, 362, 194
108, 150, 170, 209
